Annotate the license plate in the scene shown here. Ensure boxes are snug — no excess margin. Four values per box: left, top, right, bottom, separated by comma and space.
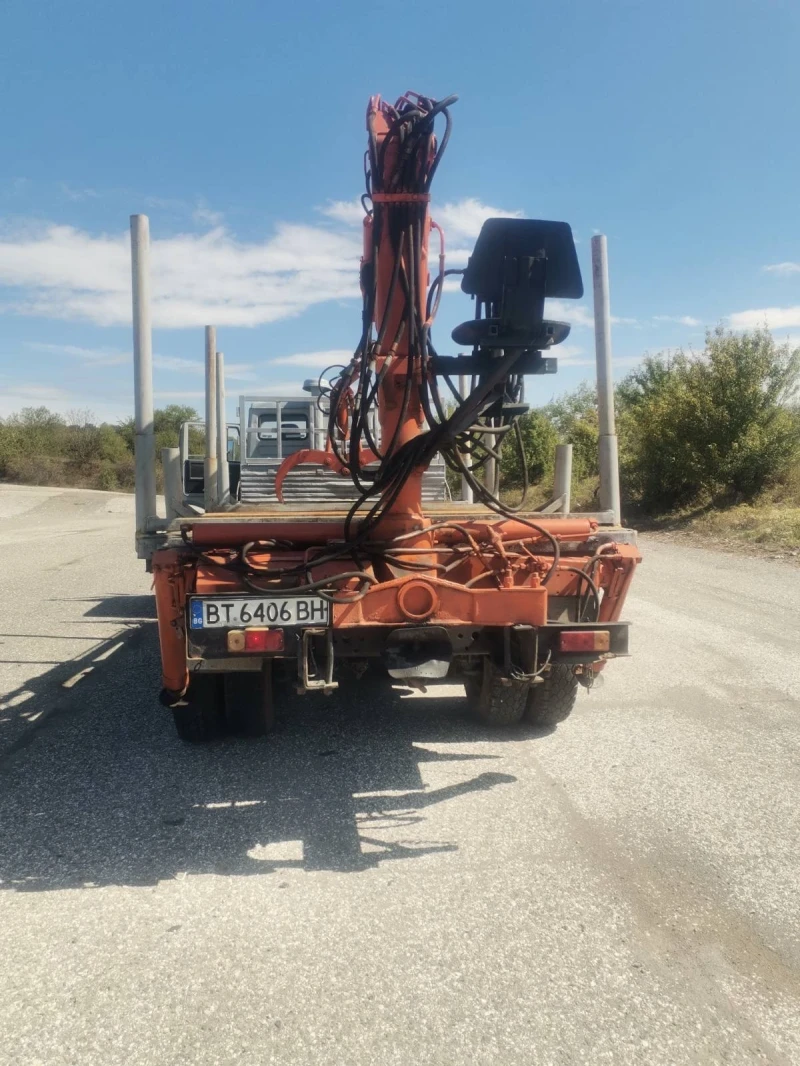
189, 596, 329, 629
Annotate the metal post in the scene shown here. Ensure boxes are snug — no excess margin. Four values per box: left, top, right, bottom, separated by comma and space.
204, 326, 218, 512
591, 235, 622, 525
484, 417, 499, 497
130, 215, 157, 549
162, 447, 183, 520
216, 351, 230, 506
553, 443, 573, 515
458, 373, 473, 503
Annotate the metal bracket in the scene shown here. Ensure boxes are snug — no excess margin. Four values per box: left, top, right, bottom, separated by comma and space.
504, 624, 545, 685
297, 627, 338, 694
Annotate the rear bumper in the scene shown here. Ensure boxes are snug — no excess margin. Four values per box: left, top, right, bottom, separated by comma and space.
186, 620, 630, 669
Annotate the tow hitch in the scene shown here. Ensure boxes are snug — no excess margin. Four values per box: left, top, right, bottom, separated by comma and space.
297, 627, 338, 694
384, 626, 453, 680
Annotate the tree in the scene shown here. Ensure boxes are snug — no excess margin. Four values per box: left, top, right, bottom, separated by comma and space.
618, 327, 800, 511
117, 405, 199, 454
501, 410, 559, 488
543, 382, 599, 481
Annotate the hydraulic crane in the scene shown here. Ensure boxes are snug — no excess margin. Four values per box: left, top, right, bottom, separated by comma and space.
134, 92, 641, 741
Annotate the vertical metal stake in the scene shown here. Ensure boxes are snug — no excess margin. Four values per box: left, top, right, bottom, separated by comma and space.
216, 351, 230, 506
553, 443, 573, 514
162, 447, 183, 520
130, 214, 157, 553
204, 326, 218, 512
591, 235, 622, 525
458, 373, 473, 503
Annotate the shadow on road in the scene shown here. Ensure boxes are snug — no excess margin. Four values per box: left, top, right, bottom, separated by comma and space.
0, 621, 527, 891
55, 593, 157, 619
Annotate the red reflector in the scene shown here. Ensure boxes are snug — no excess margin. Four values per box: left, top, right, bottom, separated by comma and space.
559, 630, 610, 653
244, 628, 284, 652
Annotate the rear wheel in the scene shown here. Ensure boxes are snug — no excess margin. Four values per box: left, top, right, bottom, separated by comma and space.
466, 659, 528, 727
224, 662, 275, 737
525, 665, 579, 728
169, 675, 225, 743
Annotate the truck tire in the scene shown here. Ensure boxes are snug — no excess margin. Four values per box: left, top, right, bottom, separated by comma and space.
224, 663, 275, 737
525, 665, 579, 728
466, 660, 528, 727
170, 675, 225, 743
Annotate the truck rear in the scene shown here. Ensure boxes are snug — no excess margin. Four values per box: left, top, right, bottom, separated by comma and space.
132, 90, 640, 741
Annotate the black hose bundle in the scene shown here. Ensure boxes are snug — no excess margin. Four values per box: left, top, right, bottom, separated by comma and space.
321, 93, 545, 557
224, 93, 564, 600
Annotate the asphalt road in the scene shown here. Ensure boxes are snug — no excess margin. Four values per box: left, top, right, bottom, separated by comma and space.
1, 484, 799, 1065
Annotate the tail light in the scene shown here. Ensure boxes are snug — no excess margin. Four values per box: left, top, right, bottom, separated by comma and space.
227, 628, 285, 653
559, 630, 610, 653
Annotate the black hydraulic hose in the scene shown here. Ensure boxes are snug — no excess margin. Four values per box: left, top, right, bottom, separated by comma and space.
242, 568, 377, 604
559, 566, 601, 622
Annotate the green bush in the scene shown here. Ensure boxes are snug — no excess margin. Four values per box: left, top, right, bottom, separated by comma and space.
0, 404, 197, 494
97, 464, 118, 491
542, 382, 599, 481
618, 327, 800, 512
501, 410, 559, 488
3, 454, 70, 486
113, 456, 137, 491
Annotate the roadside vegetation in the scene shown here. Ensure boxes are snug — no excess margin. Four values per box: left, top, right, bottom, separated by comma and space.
0, 404, 198, 493
499, 326, 800, 552
2, 328, 798, 552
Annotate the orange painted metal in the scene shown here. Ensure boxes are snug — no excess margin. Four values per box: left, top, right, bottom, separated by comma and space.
273, 447, 379, 503
334, 575, 548, 628
152, 549, 191, 695
188, 516, 597, 548
434, 518, 598, 543
397, 579, 439, 621
595, 544, 641, 622
369, 100, 431, 540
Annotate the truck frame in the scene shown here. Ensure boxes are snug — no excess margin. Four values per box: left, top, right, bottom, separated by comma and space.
131, 91, 640, 741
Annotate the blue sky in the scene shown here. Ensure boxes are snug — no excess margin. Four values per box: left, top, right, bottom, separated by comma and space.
1, 0, 799, 423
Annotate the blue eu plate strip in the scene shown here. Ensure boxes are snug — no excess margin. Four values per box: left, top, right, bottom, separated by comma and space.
190, 600, 204, 630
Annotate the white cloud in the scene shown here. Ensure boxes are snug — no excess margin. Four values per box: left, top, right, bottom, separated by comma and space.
1, 382, 72, 403
763, 262, 800, 276
0, 381, 129, 421
319, 196, 522, 270
546, 345, 642, 370
653, 315, 701, 327
24, 341, 254, 380
154, 390, 207, 401
320, 199, 366, 226
0, 220, 363, 328
547, 300, 594, 329
270, 349, 353, 368
433, 198, 522, 244
551, 344, 589, 366
152, 354, 255, 380
320, 195, 521, 246
192, 201, 224, 227
27, 341, 129, 366
729, 306, 800, 330
433, 198, 523, 267
0, 198, 591, 333
59, 183, 99, 202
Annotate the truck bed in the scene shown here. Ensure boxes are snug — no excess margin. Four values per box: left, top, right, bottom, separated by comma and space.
164, 501, 636, 550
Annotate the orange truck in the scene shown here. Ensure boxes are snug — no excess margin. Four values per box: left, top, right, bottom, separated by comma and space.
130, 92, 640, 741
